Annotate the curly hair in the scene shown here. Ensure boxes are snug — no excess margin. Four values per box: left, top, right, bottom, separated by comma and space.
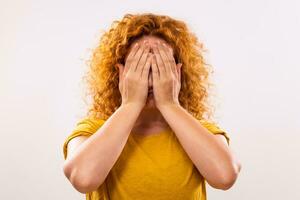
81, 12, 217, 123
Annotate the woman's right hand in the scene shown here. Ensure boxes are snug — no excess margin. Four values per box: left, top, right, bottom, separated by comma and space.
116, 41, 153, 109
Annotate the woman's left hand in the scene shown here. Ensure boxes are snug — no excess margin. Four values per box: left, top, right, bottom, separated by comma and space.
150, 41, 183, 110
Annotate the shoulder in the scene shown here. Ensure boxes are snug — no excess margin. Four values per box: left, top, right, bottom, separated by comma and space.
198, 119, 230, 145
198, 119, 225, 134
62, 117, 106, 160
74, 117, 106, 131
77, 117, 106, 126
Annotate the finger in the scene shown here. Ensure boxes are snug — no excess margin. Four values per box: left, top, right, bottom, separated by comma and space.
124, 43, 140, 75
152, 43, 166, 78
141, 53, 152, 79
151, 53, 159, 82
130, 41, 150, 72
177, 63, 182, 83
162, 42, 178, 80
116, 63, 124, 79
156, 42, 172, 78
137, 43, 151, 75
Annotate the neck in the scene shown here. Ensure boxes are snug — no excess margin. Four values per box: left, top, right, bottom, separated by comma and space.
133, 107, 169, 130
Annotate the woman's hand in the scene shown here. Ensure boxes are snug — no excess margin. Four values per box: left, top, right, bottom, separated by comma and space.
151, 41, 183, 110
116, 41, 153, 109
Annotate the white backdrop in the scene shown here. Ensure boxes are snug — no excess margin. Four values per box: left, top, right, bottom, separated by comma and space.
1, 0, 299, 199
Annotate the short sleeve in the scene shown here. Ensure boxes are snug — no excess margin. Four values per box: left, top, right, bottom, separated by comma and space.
199, 120, 230, 145
62, 118, 105, 160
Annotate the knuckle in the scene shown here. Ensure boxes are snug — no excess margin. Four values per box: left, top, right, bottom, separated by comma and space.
161, 77, 167, 83
166, 76, 174, 83
141, 78, 147, 84
128, 75, 137, 82
124, 74, 131, 81
126, 58, 133, 63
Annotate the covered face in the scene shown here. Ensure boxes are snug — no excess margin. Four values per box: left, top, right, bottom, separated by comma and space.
124, 35, 175, 109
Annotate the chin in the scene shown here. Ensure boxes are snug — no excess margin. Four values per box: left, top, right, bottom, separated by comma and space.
144, 97, 156, 109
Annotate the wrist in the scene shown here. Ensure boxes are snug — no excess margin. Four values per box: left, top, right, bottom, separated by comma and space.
121, 102, 144, 112
157, 102, 180, 112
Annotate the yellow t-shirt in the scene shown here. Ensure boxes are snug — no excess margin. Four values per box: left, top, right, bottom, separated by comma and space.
63, 117, 230, 200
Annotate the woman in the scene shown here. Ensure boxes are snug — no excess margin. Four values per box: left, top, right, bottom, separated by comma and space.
62, 13, 241, 200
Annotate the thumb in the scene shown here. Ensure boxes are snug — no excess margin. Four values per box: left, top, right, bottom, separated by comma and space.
116, 63, 124, 79
177, 63, 182, 70
151, 55, 159, 85
177, 63, 182, 82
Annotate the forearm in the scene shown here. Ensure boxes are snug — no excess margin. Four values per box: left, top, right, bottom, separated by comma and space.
158, 104, 240, 189
68, 103, 142, 189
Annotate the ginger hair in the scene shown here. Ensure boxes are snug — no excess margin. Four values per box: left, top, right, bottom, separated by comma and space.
82, 13, 217, 122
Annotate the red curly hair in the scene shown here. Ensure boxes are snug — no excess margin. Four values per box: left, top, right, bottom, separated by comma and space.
81, 13, 217, 123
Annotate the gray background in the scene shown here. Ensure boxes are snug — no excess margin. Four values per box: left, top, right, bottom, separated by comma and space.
1, 0, 299, 199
